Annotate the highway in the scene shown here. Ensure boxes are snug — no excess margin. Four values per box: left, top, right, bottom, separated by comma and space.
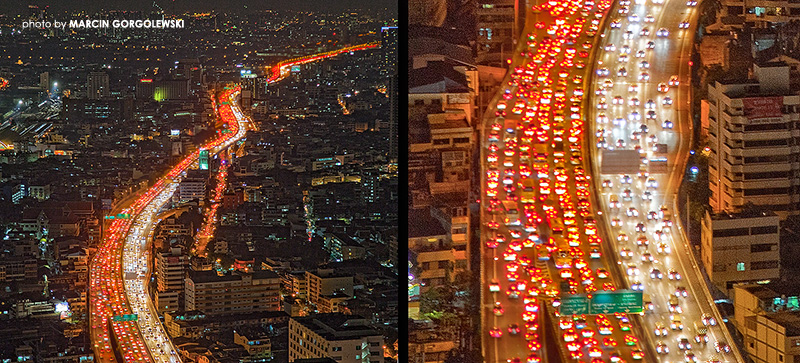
478, 0, 655, 362
586, 0, 745, 361
88, 86, 249, 362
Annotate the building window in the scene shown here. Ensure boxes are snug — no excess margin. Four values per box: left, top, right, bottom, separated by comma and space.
737, 262, 745, 271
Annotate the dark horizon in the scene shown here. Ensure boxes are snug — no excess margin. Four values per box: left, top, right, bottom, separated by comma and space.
0, 0, 398, 17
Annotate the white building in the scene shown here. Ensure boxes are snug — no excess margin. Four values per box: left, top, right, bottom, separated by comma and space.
288, 314, 383, 363
704, 62, 800, 218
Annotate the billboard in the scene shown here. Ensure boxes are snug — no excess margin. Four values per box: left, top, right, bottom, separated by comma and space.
743, 96, 783, 120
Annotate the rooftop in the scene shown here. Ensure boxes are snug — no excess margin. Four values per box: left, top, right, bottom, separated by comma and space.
764, 311, 800, 337
292, 313, 379, 341
408, 207, 447, 238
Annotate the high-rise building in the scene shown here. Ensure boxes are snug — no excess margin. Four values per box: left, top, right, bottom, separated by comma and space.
704, 62, 800, 218
381, 26, 398, 75
360, 169, 380, 204
477, 0, 518, 65
185, 269, 281, 315
288, 314, 384, 363
176, 58, 203, 92
178, 169, 208, 202
87, 72, 110, 99
155, 246, 188, 313
39, 72, 49, 90
388, 75, 398, 161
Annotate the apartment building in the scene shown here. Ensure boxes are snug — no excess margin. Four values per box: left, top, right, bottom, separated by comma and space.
305, 269, 354, 306
155, 246, 188, 313
185, 269, 281, 315
715, 0, 800, 29
704, 62, 800, 218
701, 209, 781, 292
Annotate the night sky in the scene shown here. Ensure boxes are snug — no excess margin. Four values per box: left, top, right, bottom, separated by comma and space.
0, 0, 397, 16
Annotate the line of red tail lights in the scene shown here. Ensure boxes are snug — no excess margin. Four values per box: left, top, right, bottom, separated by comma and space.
264, 42, 379, 83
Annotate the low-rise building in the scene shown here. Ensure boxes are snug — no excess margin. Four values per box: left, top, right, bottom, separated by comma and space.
288, 314, 383, 363
701, 209, 781, 292
185, 269, 281, 315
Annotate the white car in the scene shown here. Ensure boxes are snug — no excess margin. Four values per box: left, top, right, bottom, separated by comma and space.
657, 28, 670, 37
628, 97, 640, 106
686, 0, 697, 5
597, 68, 610, 77
663, 96, 673, 105
639, 61, 649, 69
645, 14, 655, 22
639, 72, 650, 81
636, 50, 646, 58
628, 14, 640, 22
611, 19, 622, 28
605, 43, 616, 52
679, 21, 690, 29
640, 28, 650, 36
628, 84, 640, 93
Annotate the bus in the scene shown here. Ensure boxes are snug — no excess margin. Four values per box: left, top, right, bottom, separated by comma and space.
503, 201, 521, 226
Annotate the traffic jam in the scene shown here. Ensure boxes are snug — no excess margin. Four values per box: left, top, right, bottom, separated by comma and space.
89, 86, 246, 362
589, 0, 737, 360
481, 0, 653, 361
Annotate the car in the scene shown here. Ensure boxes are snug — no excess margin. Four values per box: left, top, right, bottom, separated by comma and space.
635, 223, 647, 233
663, 96, 673, 105
628, 14, 640, 22
602, 179, 613, 188
636, 50, 646, 58
656, 341, 669, 354
618, 232, 629, 242
605, 43, 616, 52
628, 97, 640, 106
631, 280, 644, 291
627, 207, 639, 217
676, 286, 688, 297
641, 252, 654, 262
640, 28, 650, 36
686, 0, 697, 5
508, 324, 521, 335
490, 327, 503, 338
669, 75, 680, 86
645, 14, 655, 22
631, 349, 644, 360
657, 28, 670, 37
493, 302, 505, 316
639, 60, 649, 69
647, 40, 656, 49
490, 281, 501, 292
668, 269, 682, 280
685, 351, 698, 362
611, 19, 622, 28
671, 315, 684, 330
679, 21, 690, 28
650, 268, 663, 279
626, 264, 639, 276
639, 72, 650, 81
620, 248, 633, 259
678, 337, 692, 350
715, 341, 731, 353
654, 323, 669, 336
702, 313, 717, 326
662, 120, 674, 129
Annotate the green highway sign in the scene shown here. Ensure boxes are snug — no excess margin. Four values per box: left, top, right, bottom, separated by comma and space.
112, 314, 138, 322
559, 294, 590, 315
591, 290, 643, 314
558, 290, 643, 315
